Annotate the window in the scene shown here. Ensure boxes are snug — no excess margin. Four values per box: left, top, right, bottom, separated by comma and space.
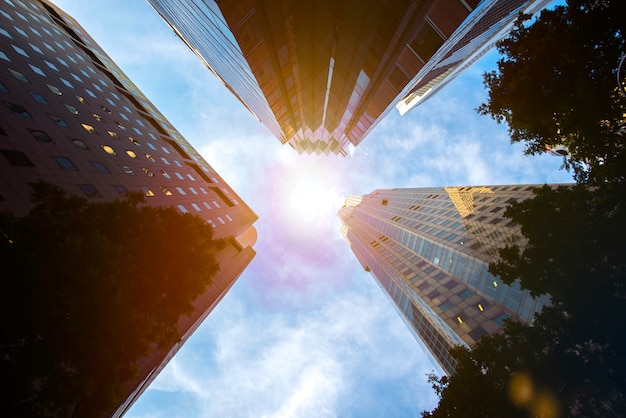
187, 174, 195, 181
71, 138, 88, 150
5, 101, 31, 117
47, 84, 62, 95
49, 114, 69, 127
85, 89, 96, 98
28, 64, 45, 76
0, 81, 7, 92
160, 186, 173, 196
126, 150, 137, 158
53, 156, 78, 171
142, 167, 154, 177
59, 78, 73, 88
189, 187, 198, 195
176, 187, 186, 195
141, 186, 155, 197
177, 205, 188, 213
217, 216, 226, 225
203, 202, 211, 210
71, 73, 82, 82
0, 50, 10, 61
102, 145, 116, 155
113, 185, 127, 195
82, 124, 96, 134
65, 104, 79, 114
29, 129, 54, 144
77, 184, 102, 198
1, 149, 34, 166
29, 92, 48, 104
107, 131, 119, 140
120, 165, 134, 175
144, 153, 155, 162
9, 68, 28, 82
491, 312, 511, 327
438, 301, 453, 311
160, 170, 171, 179
90, 161, 110, 173
191, 203, 201, 212
11, 44, 29, 57
175, 172, 184, 180
468, 327, 489, 341
0, 10, 12, 21
77, 96, 88, 105
11, 27, 26, 40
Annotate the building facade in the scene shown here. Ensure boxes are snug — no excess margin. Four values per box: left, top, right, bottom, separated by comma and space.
0, 0, 257, 415
338, 185, 551, 374
147, 0, 550, 155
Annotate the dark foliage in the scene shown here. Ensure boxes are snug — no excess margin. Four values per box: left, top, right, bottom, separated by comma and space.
478, 0, 626, 183
0, 182, 223, 417
423, 183, 626, 417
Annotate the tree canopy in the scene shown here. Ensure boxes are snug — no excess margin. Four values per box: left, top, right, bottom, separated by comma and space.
478, 0, 626, 183
423, 183, 626, 417
424, 1, 626, 414
0, 182, 223, 417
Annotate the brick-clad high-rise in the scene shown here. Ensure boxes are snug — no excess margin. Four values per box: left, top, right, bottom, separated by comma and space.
0, 1, 257, 415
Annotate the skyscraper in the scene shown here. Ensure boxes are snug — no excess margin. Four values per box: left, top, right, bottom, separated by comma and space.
147, 0, 550, 155
338, 185, 551, 374
0, 0, 257, 415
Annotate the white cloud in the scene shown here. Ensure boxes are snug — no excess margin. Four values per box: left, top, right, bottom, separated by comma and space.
136, 274, 439, 418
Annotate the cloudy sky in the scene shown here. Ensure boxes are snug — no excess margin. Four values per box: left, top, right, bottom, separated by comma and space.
51, 1, 569, 417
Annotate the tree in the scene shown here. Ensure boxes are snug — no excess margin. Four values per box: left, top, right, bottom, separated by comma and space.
478, 0, 626, 183
423, 183, 626, 417
0, 182, 223, 417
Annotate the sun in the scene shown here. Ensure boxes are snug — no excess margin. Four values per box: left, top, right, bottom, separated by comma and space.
286, 164, 343, 225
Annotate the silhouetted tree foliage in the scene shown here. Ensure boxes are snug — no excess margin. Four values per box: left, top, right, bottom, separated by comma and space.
478, 0, 626, 183
423, 183, 626, 417
0, 182, 223, 417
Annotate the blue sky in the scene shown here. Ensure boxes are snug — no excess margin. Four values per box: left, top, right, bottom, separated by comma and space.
51, 1, 570, 417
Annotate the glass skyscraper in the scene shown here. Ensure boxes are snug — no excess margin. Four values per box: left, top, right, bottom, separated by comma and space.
0, 1, 257, 415
147, 0, 550, 155
338, 185, 551, 374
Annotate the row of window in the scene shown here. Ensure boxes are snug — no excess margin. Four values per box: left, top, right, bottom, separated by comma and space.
3, 63, 144, 129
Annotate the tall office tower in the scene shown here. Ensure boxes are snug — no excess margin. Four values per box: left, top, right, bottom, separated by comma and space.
147, 0, 549, 155
0, 1, 258, 415
338, 185, 551, 374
